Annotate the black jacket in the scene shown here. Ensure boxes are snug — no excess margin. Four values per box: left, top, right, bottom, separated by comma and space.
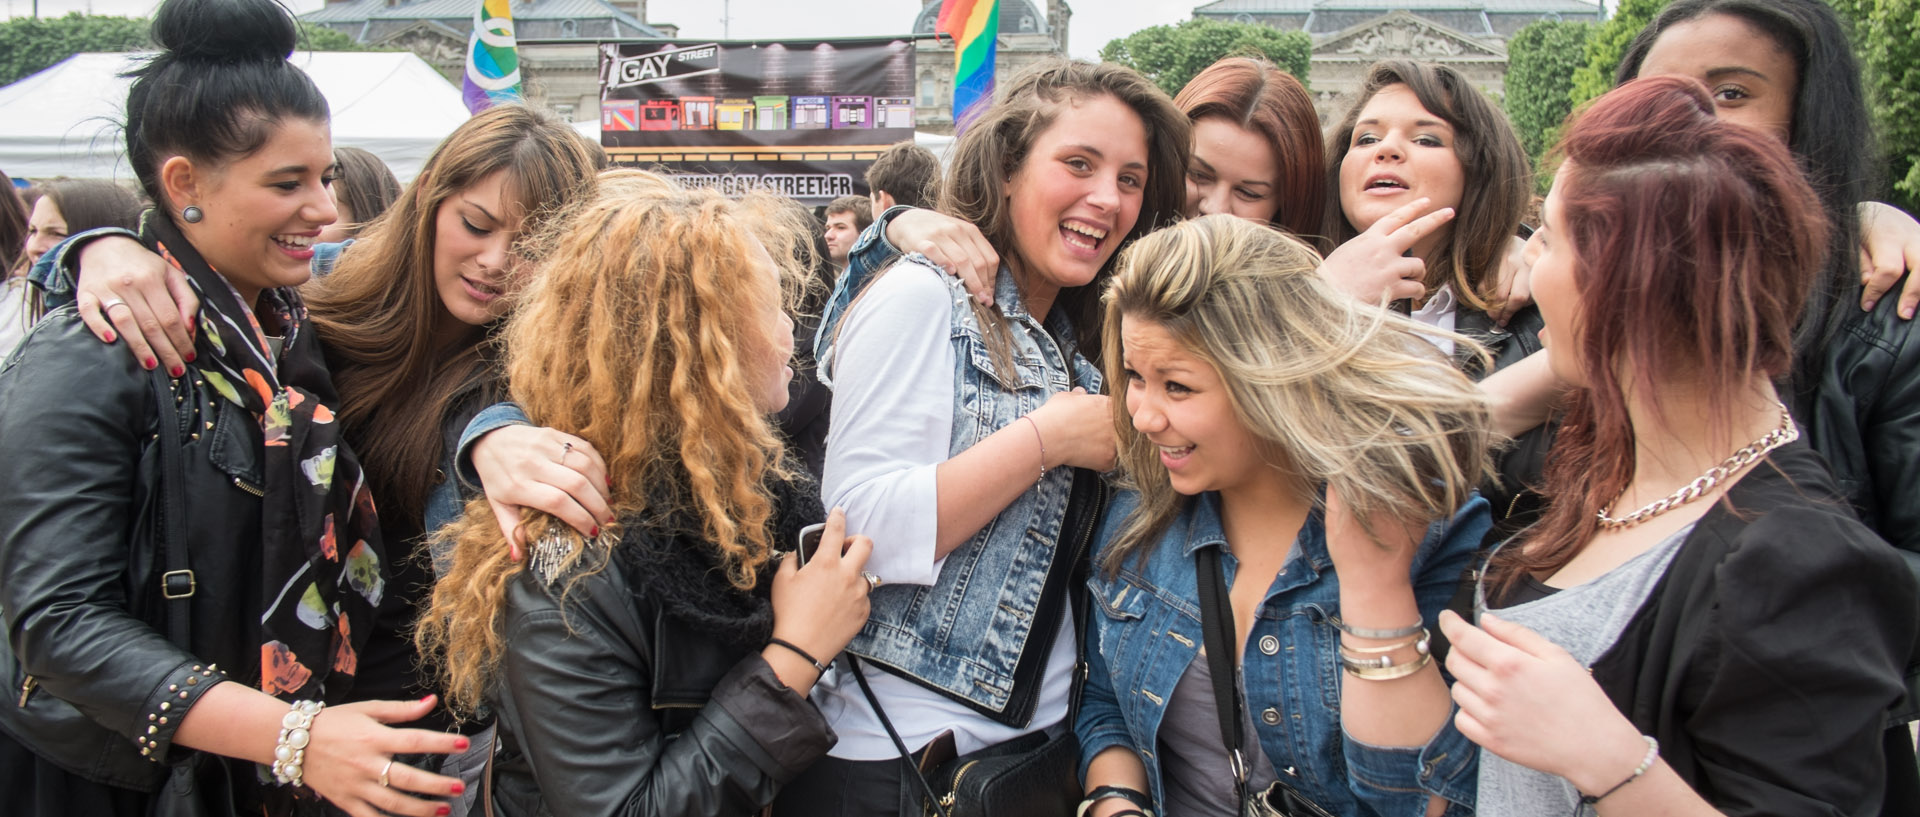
0, 311, 265, 796
1797, 280, 1920, 570
488, 482, 835, 817
1588, 441, 1919, 816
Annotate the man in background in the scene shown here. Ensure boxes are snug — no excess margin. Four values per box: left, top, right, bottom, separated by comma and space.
821, 195, 871, 272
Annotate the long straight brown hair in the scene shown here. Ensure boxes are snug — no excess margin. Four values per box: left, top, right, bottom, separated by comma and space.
1324, 60, 1530, 312
1485, 77, 1827, 599
303, 105, 599, 528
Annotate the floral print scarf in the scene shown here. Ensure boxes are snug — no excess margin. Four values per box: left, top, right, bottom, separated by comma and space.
148, 217, 384, 704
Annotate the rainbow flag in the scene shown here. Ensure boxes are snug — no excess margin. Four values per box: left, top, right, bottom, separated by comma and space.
936, 0, 998, 126
463, 0, 523, 113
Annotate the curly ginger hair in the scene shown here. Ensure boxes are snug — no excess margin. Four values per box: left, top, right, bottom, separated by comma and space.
416, 171, 813, 714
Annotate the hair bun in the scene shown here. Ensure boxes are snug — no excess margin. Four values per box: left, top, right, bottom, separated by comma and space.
151, 0, 299, 64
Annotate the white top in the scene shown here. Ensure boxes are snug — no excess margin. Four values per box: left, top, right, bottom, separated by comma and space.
0, 276, 34, 362
815, 262, 1075, 759
1410, 282, 1459, 356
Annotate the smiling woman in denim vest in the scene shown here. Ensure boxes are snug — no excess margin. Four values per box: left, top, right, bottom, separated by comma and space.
1075, 214, 1494, 817
772, 60, 1189, 815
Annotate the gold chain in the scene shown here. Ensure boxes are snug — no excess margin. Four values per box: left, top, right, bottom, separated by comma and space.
1596, 404, 1797, 529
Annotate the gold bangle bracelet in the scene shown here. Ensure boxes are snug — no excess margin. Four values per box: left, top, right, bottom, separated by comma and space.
1342, 651, 1433, 680
1339, 628, 1431, 654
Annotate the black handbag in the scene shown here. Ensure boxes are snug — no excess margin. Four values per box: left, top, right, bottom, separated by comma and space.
1194, 547, 1337, 817
0, 368, 233, 815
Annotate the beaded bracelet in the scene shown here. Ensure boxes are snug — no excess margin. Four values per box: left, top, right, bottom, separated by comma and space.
1577, 735, 1659, 808
270, 699, 324, 787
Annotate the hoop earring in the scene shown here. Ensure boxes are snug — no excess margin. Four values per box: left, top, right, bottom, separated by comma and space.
182, 206, 204, 224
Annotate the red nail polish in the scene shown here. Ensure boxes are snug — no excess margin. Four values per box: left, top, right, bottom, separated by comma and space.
104, 330, 116, 343
590, 526, 599, 537
184, 351, 196, 363
438, 806, 452, 816
169, 365, 185, 378
450, 782, 466, 795
454, 738, 470, 752
143, 358, 156, 370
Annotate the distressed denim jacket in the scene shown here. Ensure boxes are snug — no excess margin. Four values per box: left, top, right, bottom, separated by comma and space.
828, 256, 1102, 722
1076, 490, 1488, 817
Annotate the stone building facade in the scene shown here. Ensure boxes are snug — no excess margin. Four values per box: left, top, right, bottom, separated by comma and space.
301, 0, 669, 122
1191, 0, 1603, 123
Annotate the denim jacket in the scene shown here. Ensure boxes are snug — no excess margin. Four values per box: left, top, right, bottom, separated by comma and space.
1077, 490, 1488, 817
832, 257, 1102, 722
814, 205, 913, 385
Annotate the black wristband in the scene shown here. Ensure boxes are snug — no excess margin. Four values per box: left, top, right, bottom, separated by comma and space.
767, 637, 830, 674
1086, 786, 1150, 809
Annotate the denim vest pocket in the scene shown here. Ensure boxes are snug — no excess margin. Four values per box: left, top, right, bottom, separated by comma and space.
1300, 604, 1344, 712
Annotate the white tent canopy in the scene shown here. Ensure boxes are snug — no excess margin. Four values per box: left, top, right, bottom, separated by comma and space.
0, 51, 470, 183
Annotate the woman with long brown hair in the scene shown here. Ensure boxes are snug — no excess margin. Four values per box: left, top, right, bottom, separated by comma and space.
416, 175, 875, 817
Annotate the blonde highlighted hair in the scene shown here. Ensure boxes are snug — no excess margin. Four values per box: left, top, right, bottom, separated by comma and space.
416, 171, 808, 714
1098, 214, 1495, 574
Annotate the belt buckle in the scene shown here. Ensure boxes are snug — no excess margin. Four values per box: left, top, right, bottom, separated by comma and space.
161, 569, 196, 599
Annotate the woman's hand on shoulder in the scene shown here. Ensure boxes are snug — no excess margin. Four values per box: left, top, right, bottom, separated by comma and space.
302, 695, 469, 817
887, 208, 999, 306
470, 424, 613, 561
1320, 197, 1453, 307
1858, 201, 1920, 319
1438, 609, 1647, 794
767, 507, 874, 691
1027, 387, 1117, 472
74, 235, 199, 375
1488, 232, 1540, 327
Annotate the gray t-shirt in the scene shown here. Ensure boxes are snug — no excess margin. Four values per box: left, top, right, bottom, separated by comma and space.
1472, 524, 1693, 817
1159, 650, 1280, 815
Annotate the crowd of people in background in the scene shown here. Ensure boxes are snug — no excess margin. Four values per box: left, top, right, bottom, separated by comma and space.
1, 0, 1919, 816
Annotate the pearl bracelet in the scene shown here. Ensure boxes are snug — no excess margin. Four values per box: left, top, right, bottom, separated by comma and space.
270, 699, 324, 787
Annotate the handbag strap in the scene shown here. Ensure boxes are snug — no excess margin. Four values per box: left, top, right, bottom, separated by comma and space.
151, 369, 193, 647
845, 467, 1099, 817
1195, 546, 1252, 805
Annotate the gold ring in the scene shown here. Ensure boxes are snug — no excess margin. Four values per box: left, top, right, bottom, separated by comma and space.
378, 757, 394, 788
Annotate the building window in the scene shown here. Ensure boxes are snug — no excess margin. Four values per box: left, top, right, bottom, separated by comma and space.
920, 74, 938, 107
1020, 14, 1034, 31
554, 103, 576, 121
561, 19, 577, 37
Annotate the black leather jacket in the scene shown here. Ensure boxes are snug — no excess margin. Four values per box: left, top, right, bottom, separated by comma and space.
1797, 282, 1920, 571
488, 489, 836, 817
0, 311, 264, 793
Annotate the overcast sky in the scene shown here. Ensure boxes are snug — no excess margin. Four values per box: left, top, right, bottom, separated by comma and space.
0, 0, 1204, 61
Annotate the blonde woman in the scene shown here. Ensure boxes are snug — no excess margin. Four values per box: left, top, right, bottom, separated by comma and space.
1076, 214, 1492, 817
415, 176, 874, 817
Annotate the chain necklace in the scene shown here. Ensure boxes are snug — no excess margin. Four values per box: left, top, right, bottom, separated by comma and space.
1596, 403, 1798, 530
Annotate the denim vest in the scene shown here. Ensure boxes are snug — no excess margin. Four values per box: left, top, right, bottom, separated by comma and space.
841, 258, 1102, 720
1076, 490, 1488, 817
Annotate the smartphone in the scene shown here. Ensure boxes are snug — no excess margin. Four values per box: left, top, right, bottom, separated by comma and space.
795, 523, 827, 566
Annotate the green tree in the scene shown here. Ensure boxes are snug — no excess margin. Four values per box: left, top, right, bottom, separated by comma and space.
1100, 18, 1312, 98
0, 13, 151, 87
1833, 0, 1920, 213
1504, 20, 1594, 170
0, 15, 376, 88
1568, 0, 1668, 109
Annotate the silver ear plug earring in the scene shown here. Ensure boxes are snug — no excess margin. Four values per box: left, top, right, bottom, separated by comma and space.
182, 206, 203, 223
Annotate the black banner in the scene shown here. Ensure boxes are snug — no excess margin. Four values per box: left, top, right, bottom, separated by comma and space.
598, 37, 917, 205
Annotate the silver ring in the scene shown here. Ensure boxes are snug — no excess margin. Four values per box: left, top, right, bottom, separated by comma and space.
378, 757, 393, 788
560, 441, 573, 463
100, 297, 128, 313
862, 572, 882, 592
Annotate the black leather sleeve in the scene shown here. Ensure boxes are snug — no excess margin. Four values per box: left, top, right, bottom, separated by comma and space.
1855, 311, 1920, 557
0, 314, 223, 762
492, 569, 834, 817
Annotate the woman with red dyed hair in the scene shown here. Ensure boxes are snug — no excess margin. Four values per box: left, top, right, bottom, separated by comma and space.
1393, 75, 1918, 816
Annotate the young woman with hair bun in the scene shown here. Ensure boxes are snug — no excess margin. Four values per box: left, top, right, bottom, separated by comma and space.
0, 0, 467, 814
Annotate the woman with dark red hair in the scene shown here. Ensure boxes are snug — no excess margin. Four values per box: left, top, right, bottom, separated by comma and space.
1381, 74, 1918, 816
